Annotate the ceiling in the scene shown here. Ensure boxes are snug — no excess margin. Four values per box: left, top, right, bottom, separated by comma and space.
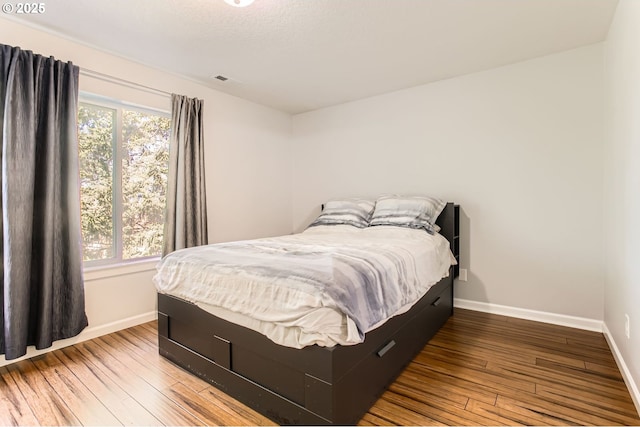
12, 0, 618, 114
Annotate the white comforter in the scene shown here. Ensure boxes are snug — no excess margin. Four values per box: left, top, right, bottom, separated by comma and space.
154, 225, 456, 348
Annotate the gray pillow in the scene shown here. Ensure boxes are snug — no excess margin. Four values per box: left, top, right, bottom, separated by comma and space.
369, 195, 445, 233
308, 199, 375, 229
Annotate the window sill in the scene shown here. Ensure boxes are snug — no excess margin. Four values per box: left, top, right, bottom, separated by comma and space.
84, 257, 160, 282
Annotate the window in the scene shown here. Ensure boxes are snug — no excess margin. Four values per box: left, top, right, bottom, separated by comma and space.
78, 96, 170, 265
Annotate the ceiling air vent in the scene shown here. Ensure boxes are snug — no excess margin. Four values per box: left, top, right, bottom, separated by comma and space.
213, 75, 229, 82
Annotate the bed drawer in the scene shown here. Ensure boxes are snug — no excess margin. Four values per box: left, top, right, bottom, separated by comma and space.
330, 281, 452, 423
413, 279, 453, 338
161, 312, 232, 370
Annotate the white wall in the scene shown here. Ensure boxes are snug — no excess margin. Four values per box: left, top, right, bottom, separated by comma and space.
603, 0, 640, 410
0, 17, 292, 366
292, 44, 604, 322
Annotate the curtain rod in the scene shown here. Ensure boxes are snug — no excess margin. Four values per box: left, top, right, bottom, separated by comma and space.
80, 68, 172, 98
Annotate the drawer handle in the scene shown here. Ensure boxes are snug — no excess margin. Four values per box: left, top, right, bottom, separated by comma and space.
377, 340, 396, 358
432, 297, 442, 307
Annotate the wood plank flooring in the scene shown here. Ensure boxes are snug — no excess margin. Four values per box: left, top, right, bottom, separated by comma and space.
0, 308, 638, 426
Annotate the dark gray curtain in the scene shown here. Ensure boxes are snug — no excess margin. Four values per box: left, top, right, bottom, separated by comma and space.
162, 94, 208, 256
0, 44, 87, 360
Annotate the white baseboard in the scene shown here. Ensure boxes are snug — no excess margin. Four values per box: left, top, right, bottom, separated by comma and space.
0, 311, 157, 368
454, 298, 604, 332
603, 323, 640, 416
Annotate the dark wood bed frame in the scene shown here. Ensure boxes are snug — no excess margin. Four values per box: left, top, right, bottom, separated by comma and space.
158, 202, 460, 425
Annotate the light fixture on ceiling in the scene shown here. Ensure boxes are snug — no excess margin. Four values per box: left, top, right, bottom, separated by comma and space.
224, 0, 254, 7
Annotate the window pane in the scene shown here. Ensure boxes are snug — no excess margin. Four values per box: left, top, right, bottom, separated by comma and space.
121, 110, 170, 259
78, 103, 115, 261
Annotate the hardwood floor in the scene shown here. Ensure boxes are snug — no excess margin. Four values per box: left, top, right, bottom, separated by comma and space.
362, 309, 640, 426
0, 308, 638, 426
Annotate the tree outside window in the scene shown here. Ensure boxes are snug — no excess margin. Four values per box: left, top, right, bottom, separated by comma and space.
78, 99, 170, 264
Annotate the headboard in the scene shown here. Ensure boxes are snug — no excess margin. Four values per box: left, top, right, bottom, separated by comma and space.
436, 202, 460, 278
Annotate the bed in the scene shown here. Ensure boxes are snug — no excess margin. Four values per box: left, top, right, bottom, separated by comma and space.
156, 199, 460, 425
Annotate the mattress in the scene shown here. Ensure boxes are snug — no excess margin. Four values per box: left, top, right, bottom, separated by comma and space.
153, 225, 456, 348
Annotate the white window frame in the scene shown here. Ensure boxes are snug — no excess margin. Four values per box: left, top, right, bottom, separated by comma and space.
79, 92, 170, 268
